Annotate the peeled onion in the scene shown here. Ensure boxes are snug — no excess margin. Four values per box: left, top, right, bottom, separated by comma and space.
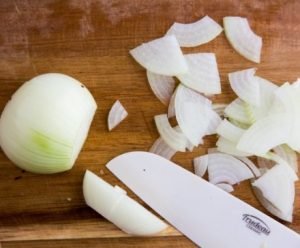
0, 73, 97, 174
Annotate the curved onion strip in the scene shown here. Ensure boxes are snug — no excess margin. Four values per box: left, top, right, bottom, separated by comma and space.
167, 90, 176, 118
252, 186, 293, 222
166, 15, 223, 47
146, 71, 176, 105
154, 114, 187, 152
177, 53, 221, 94
206, 110, 222, 135
216, 119, 245, 143
205, 153, 254, 185
236, 157, 261, 178
237, 114, 290, 156
175, 84, 212, 146
273, 145, 298, 172
212, 103, 227, 116
252, 164, 296, 219
149, 137, 176, 160
229, 68, 260, 106
223, 17, 262, 63
224, 98, 251, 124
216, 183, 234, 193
217, 137, 252, 157
108, 100, 128, 131
174, 126, 194, 151
130, 35, 188, 76
193, 155, 208, 177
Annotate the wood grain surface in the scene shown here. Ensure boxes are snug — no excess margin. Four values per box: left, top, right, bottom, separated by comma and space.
0, 0, 299, 247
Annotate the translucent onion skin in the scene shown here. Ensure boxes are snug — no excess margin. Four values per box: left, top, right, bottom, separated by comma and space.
0, 73, 97, 174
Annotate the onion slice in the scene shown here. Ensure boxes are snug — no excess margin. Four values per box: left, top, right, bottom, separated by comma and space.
212, 103, 227, 116
83, 170, 168, 235
177, 53, 221, 94
175, 84, 212, 146
108, 100, 128, 131
149, 137, 176, 160
216, 183, 234, 193
167, 90, 176, 118
205, 153, 255, 185
166, 15, 223, 47
193, 155, 208, 177
130, 35, 188, 76
146, 70, 176, 105
273, 145, 298, 173
217, 137, 252, 157
223, 16, 262, 63
154, 114, 187, 152
216, 119, 245, 143
206, 110, 222, 135
228, 68, 260, 106
236, 157, 261, 178
224, 98, 251, 124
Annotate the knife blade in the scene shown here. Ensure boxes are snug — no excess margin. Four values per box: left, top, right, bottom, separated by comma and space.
106, 151, 300, 248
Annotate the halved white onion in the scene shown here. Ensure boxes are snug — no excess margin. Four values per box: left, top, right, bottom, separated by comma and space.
108, 100, 128, 131
149, 137, 176, 160
224, 98, 251, 124
216, 183, 234, 193
175, 84, 212, 146
193, 155, 208, 177
273, 145, 298, 173
130, 35, 188, 76
0, 73, 97, 174
177, 53, 221, 94
146, 70, 176, 105
252, 164, 297, 221
216, 119, 245, 143
166, 15, 223, 47
223, 16, 262, 63
228, 68, 260, 106
154, 114, 187, 152
205, 153, 255, 185
217, 136, 252, 157
83, 170, 168, 235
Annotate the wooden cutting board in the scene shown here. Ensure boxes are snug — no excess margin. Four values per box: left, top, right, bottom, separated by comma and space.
0, 0, 299, 247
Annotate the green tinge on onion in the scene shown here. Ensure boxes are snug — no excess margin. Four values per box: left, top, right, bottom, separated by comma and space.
224, 98, 251, 124
0, 73, 97, 174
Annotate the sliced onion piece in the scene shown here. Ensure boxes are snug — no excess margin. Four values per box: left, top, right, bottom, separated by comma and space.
205, 153, 255, 185
146, 70, 176, 105
252, 164, 296, 221
237, 114, 290, 156
149, 137, 176, 160
206, 110, 222, 135
154, 114, 187, 152
216, 119, 245, 143
273, 145, 298, 173
130, 35, 188, 76
224, 98, 251, 124
175, 84, 212, 146
177, 53, 221, 95
216, 183, 234, 193
167, 90, 176, 118
236, 157, 261, 178
108, 100, 128, 131
223, 17, 262, 63
217, 137, 252, 157
212, 103, 227, 116
174, 126, 194, 151
83, 170, 168, 235
228, 68, 260, 106
166, 15, 223, 47
193, 155, 208, 177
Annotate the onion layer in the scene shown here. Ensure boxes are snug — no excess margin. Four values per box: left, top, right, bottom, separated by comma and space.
108, 100, 128, 131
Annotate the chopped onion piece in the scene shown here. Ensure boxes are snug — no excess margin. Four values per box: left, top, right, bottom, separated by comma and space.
167, 90, 176, 118
174, 126, 194, 151
217, 137, 252, 157
252, 164, 296, 221
273, 145, 298, 173
166, 15, 223, 47
224, 98, 251, 124
237, 114, 290, 156
236, 157, 261, 178
175, 84, 212, 146
216, 183, 234, 193
206, 110, 222, 135
212, 103, 227, 116
154, 114, 187, 152
223, 17, 262, 63
108, 100, 128, 131
177, 53, 221, 94
205, 153, 255, 185
146, 70, 176, 105
149, 137, 176, 160
193, 155, 208, 177
130, 35, 188, 76
83, 170, 168, 235
216, 119, 245, 143
228, 68, 260, 106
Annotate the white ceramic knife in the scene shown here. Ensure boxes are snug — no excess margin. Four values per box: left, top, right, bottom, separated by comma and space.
106, 151, 300, 248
